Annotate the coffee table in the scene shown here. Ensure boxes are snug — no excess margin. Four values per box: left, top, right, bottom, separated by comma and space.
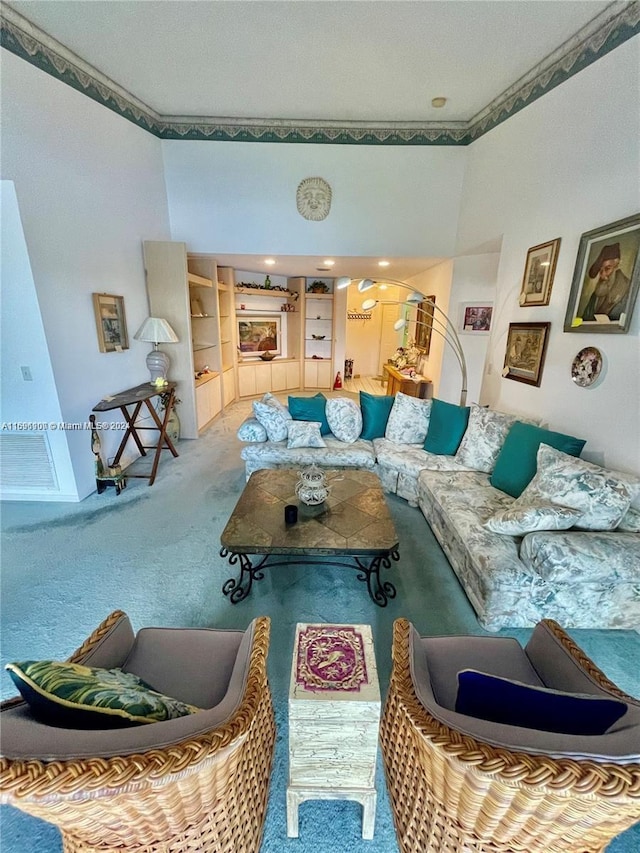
219, 468, 399, 606
286, 622, 381, 839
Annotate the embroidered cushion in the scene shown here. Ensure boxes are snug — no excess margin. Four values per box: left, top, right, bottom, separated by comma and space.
288, 393, 330, 435
359, 391, 395, 440
287, 421, 327, 449
237, 417, 268, 443
385, 393, 432, 444
617, 506, 640, 532
5, 660, 201, 728
423, 399, 470, 455
517, 444, 640, 531
325, 397, 362, 443
456, 669, 627, 735
252, 393, 292, 442
483, 502, 583, 535
490, 422, 586, 498
455, 405, 520, 473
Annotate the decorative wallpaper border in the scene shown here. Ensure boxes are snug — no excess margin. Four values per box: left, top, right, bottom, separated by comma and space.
2, 2, 638, 146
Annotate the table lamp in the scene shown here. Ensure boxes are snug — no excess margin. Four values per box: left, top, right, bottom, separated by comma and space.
134, 317, 179, 384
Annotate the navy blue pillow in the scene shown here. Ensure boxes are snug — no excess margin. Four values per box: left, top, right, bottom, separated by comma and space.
456, 669, 627, 735
288, 393, 330, 435
359, 391, 395, 440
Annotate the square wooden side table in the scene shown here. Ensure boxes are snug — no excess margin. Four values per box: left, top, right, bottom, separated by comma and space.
287, 622, 381, 840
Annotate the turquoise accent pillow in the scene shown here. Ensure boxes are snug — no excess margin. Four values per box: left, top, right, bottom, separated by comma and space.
456, 669, 626, 735
423, 399, 470, 455
288, 393, 330, 435
490, 422, 586, 498
6, 660, 201, 728
359, 391, 395, 440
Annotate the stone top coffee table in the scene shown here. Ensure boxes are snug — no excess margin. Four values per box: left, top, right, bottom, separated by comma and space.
220, 468, 399, 606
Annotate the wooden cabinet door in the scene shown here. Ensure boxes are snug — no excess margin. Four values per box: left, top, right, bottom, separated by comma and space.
255, 364, 272, 394
286, 360, 301, 390
317, 361, 332, 388
222, 368, 236, 407
271, 361, 288, 392
196, 383, 213, 429
304, 361, 317, 388
238, 365, 257, 397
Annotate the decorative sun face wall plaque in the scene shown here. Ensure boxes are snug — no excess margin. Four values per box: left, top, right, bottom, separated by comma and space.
296, 177, 332, 221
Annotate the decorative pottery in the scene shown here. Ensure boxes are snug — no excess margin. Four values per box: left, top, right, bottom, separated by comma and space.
295, 464, 330, 506
571, 346, 603, 387
259, 350, 276, 361
166, 409, 180, 443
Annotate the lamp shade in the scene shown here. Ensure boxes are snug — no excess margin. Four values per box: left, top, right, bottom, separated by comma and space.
335, 276, 352, 290
134, 317, 179, 344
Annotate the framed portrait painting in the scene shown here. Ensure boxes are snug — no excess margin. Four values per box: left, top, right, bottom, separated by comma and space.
92, 293, 129, 353
237, 316, 281, 355
460, 303, 493, 334
519, 238, 561, 307
503, 322, 550, 387
564, 213, 640, 333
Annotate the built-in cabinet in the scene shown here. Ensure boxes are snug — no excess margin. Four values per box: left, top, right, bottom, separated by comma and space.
143, 241, 338, 426
143, 242, 236, 439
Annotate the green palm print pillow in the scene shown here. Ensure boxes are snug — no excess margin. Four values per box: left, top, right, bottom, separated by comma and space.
6, 660, 201, 728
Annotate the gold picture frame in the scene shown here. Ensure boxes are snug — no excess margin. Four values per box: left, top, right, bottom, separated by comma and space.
519, 238, 561, 307
415, 296, 435, 354
92, 293, 129, 353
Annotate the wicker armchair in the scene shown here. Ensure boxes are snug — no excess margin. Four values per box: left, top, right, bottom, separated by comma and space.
380, 618, 640, 853
0, 610, 276, 853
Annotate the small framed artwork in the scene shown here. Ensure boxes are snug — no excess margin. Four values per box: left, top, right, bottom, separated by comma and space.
563, 213, 640, 333
415, 296, 435, 354
237, 315, 282, 355
519, 238, 561, 307
503, 322, 550, 387
460, 303, 493, 334
92, 293, 129, 353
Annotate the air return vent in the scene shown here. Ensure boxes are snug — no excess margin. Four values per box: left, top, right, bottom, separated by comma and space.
0, 433, 58, 490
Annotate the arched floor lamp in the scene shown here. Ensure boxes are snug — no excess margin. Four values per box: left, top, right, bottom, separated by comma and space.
336, 277, 468, 406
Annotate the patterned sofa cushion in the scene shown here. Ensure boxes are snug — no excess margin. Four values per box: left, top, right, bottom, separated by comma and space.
455, 404, 519, 473
385, 393, 432, 444
237, 417, 268, 443
518, 444, 640, 530
325, 397, 363, 443
240, 437, 376, 478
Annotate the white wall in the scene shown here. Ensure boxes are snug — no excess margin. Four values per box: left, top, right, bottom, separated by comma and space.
457, 36, 640, 474
162, 141, 466, 258
1, 53, 171, 498
407, 261, 454, 401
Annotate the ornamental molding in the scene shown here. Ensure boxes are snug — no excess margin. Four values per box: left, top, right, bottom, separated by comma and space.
2, 2, 638, 146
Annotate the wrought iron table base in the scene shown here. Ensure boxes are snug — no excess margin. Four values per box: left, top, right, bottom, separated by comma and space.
220, 548, 399, 607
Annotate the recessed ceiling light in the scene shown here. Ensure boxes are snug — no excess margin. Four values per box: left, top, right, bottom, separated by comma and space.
378, 260, 390, 267
264, 258, 276, 265
431, 97, 447, 108
378, 284, 388, 291
323, 259, 335, 266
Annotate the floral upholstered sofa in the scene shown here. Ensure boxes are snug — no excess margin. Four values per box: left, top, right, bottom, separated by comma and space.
237, 392, 640, 630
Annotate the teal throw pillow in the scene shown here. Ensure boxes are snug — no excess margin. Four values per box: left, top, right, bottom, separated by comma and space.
423, 399, 470, 455
359, 391, 396, 440
288, 393, 330, 435
456, 669, 626, 735
6, 660, 201, 728
490, 422, 586, 498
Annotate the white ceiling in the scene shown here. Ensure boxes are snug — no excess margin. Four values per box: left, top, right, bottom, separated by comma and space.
3, 0, 614, 278
6, 0, 611, 122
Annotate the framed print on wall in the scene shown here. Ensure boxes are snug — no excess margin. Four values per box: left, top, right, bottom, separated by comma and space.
92, 293, 129, 353
564, 213, 640, 333
237, 315, 282, 355
519, 238, 561, 307
460, 303, 493, 334
415, 297, 435, 354
502, 322, 550, 387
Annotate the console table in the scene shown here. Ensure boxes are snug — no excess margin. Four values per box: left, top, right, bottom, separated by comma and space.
383, 363, 432, 398
92, 382, 179, 486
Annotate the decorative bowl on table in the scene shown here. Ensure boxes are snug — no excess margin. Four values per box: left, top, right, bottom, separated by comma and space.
259, 351, 276, 361
311, 335, 326, 340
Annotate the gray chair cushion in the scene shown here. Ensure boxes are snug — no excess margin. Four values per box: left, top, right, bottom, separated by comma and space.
409, 623, 640, 763
0, 621, 255, 761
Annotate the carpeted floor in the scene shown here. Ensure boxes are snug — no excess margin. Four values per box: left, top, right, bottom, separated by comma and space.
1, 398, 639, 852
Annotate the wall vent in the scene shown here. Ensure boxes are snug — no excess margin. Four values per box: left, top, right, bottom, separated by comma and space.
0, 433, 58, 491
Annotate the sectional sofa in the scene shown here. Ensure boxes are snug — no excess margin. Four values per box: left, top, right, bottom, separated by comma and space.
237, 391, 640, 631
